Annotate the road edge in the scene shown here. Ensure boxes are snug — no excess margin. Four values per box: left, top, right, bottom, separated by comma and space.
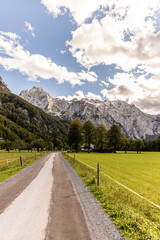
60, 153, 125, 240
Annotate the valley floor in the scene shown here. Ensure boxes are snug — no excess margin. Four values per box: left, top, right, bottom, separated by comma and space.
0, 153, 123, 240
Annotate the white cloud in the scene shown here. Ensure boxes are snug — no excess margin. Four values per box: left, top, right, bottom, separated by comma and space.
0, 31, 97, 86
101, 81, 109, 88
58, 90, 102, 101
25, 21, 35, 37
41, 0, 160, 77
60, 50, 66, 54
41, 0, 108, 25
101, 72, 160, 114
0, 31, 20, 40
60, 0, 160, 82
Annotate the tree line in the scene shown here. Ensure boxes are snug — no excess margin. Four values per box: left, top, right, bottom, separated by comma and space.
67, 119, 160, 153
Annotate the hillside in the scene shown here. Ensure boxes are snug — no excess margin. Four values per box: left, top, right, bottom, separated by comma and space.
20, 87, 160, 140
0, 87, 68, 148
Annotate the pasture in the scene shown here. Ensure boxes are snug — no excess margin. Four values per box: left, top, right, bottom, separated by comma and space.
65, 151, 160, 239
0, 150, 50, 182
68, 151, 160, 205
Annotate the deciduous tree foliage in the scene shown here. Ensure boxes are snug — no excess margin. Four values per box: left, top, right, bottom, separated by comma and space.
121, 137, 130, 153
68, 119, 83, 152
95, 124, 108, 151
107, 124, 124, 153
132, 139, 144, 153
83, 120, 95, 150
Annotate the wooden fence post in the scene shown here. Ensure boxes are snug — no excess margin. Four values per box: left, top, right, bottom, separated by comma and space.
20, 156, 22, 167
97, 163, 99, 186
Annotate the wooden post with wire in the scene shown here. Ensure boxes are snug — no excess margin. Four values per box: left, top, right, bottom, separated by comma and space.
20, 156, 22, 167
97, 163, 99, 186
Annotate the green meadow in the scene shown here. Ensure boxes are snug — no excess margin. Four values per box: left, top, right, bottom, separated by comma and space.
65, 152, 160, 239
69, 152, 160, 205
0, 150, 51, 182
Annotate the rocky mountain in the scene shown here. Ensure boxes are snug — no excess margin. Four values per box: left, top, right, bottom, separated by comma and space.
0, 85, 67, 147
0, 76, 11, 92
20, 87, 160, 140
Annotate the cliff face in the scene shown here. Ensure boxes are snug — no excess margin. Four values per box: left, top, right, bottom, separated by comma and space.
20, 87, 160, 140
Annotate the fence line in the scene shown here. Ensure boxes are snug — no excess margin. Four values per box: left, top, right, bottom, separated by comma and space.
64, 153, 160, 210
0, 152, 43, 169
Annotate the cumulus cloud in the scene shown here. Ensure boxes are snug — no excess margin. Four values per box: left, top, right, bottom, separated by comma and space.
41, 0, 160, 78
101, 72, 160, 114
41, 0, 108, 25
0, 31, 97, 85
59, 0, 160, 80
58, 90, 102, 101
25, 21, 35, 37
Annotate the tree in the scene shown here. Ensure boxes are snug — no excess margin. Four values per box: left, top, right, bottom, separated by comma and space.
107, 125, 124, 153
46, 141, 54, 151
121, 137, 130, 153
145, 140, 153, 152
31, 139, 45, 151
132, 139, 144, 153
83, 120, 95, 151
155, 137, 160, 151
1, 140, 14, 152
68, 119, 83, 152
14, 139, 26, 151
95, 124, 107, 152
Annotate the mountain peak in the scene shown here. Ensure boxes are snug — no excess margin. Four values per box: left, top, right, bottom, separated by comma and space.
20, 87, 160, 140
0, 76, 11, 92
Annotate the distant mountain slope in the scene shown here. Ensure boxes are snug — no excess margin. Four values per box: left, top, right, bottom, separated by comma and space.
20, 87, 160, 140
0, 87, 67, 146
0, 76, 11, 92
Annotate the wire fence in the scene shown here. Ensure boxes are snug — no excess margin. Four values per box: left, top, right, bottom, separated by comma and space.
62, 152, 160, 210
0, 152, 44, 172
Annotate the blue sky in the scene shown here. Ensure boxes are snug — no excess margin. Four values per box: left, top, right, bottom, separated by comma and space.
0, 0, 160, 114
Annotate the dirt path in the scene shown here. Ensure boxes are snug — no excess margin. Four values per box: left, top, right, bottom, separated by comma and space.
45, 153, 92, 240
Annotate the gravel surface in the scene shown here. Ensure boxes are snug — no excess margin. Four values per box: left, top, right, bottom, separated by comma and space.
60, 154, 125, 240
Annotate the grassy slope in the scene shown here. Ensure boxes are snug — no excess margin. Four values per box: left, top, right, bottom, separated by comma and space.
64, 152, 160, 239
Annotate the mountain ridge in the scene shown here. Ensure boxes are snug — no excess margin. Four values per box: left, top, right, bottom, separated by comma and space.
20, 87, 160, 140
0, 76, 11, 92
0, 81, 68, 148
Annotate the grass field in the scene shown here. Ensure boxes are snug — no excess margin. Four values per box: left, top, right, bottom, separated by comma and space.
69, 152, 160, 206
0, 150, 51, 182
64, 151, 160, 239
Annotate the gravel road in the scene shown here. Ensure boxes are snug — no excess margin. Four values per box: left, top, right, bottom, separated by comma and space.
60, 154, 124, 240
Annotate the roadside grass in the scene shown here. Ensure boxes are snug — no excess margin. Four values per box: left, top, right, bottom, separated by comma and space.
0, 150, 52, 182
63, 152, 160, 240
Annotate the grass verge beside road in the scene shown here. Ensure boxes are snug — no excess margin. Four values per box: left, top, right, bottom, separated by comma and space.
63, 152, 160, 240
0, 150, 52, 182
